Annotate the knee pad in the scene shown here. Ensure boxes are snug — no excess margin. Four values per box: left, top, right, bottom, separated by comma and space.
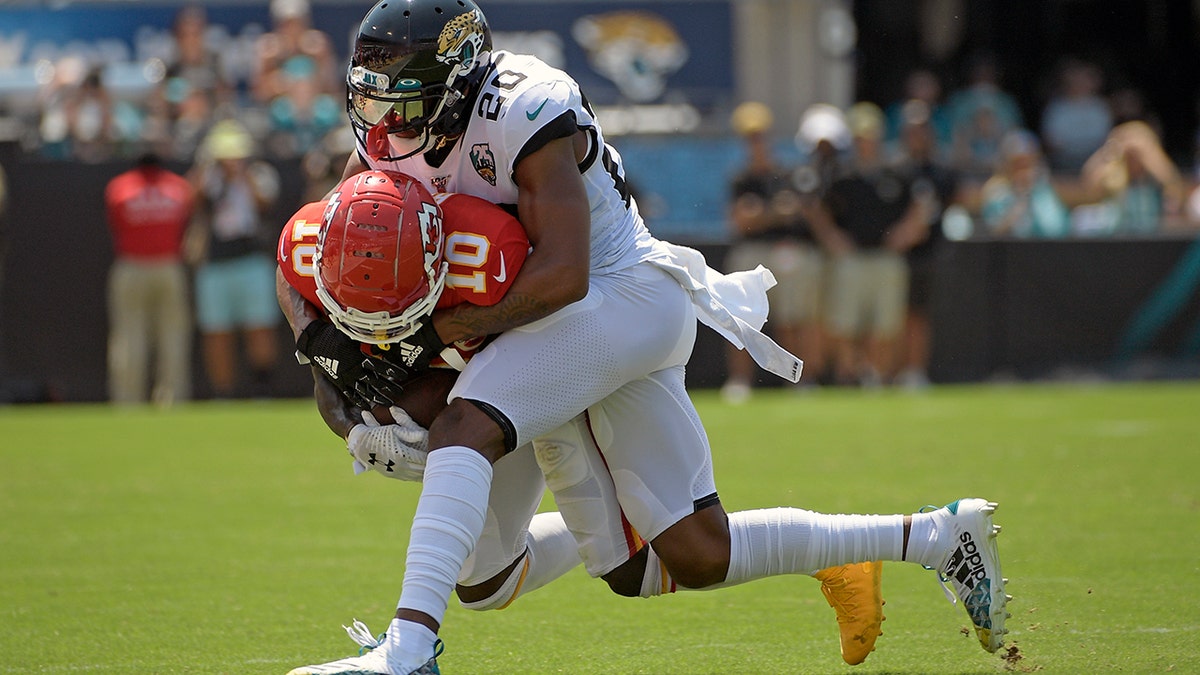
533, 415, 634, 578
532, 419, 592, 492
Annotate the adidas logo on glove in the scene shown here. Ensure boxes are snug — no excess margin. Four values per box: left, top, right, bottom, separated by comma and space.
399, 343, 424, 368
313, 355, 341, 379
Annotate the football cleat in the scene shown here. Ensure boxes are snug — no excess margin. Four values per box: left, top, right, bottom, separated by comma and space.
928, 498, 1009, 653
814, 562, 885, 665
286, 621, 442, 675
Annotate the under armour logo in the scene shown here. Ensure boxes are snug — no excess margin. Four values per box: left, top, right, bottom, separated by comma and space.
368, 452, 396, 472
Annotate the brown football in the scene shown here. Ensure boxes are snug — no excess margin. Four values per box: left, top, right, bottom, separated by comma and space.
371, 368, 459, 428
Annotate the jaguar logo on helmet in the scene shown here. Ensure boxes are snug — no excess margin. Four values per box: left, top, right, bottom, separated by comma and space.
347, 0, 493, 162
437, 8, 488, 75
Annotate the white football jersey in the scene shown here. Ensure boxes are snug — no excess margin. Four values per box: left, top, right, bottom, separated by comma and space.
359, 50, 658, 275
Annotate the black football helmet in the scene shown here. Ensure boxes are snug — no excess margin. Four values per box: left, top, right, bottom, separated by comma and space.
348, 0, 493, 161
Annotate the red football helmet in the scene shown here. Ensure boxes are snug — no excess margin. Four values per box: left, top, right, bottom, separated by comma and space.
314, 170, 446, 344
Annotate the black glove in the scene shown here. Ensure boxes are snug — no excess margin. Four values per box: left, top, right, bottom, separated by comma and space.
378, 319, 445, 374
296, 319, 408, 409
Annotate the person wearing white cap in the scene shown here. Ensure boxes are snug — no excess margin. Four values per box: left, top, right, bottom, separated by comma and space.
808, 102, 925, 388
187, 120, 282, 397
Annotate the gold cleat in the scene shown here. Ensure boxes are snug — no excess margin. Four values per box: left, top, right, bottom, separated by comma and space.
814, 562, 885, 665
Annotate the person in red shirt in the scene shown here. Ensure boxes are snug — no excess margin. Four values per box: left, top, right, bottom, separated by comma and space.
104, 152, 194, 405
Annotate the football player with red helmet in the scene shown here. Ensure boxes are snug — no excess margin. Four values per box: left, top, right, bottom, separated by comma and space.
278, 169, 649, 636
280, 169, 525, 378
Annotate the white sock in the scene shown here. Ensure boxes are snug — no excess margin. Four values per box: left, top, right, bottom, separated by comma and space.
459, 512, 581, 611
723, 508, 906, 586
386, 618, 439, 667
903, 509, 948, 569
397, 446, 493, 623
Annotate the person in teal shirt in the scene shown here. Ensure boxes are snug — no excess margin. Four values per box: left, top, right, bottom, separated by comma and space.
980, 130, 1070, 238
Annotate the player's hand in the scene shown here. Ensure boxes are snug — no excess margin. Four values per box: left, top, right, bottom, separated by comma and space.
296, 319, 406, 408
347, 408, 429, 481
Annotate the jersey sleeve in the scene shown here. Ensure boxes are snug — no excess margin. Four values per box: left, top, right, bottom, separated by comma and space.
276, 200, 328, 307
437, 193, 530, 307
497, 75, 581, 178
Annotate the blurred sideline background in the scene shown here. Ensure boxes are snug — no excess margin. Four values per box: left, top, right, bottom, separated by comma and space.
1, 0, 1199, 403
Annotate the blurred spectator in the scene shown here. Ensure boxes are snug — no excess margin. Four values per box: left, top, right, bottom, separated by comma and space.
891, 100, 961, 390
104, 153, 195, 406
266, 74, 341, 158
947, 52, 1023, 182
810, 102, 923, 387
791, 102, 854, 385
188, 120, 282, 398
884, 68, 952, 153
146, 6, 236, 161
39, 61, 115, 162
253, 0, 338, 104
1080, 121, 1186, 234
979, 130, 1071, 238
795, 103, 852, 188
70, 68, 117, 162
719, 102, 825, 402
1040, 58, 1112, 174
253, 0, 339, 157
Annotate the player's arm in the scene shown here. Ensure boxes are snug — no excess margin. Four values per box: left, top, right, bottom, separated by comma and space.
276, 266, 320, 341
272, 259, 361, 441
431, 131, 591, 343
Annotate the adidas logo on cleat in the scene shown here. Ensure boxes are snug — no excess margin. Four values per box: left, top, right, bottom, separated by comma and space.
944, 531, 991, 627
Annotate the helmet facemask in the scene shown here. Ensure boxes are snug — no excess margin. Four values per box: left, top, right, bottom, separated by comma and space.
348, 5, 492, 162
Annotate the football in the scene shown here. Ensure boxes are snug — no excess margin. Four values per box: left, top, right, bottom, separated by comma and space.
370, 367, 458, 428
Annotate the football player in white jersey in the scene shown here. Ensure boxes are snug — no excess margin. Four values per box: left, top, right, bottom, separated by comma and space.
286, 1, 1009, 673
280, 172, 890, 667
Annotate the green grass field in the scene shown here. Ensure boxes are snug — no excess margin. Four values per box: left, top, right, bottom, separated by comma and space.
3, 382, 1199, 673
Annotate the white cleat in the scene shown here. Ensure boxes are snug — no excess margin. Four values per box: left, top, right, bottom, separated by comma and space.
286, 650, 439, 675
931, 498, 1009, 653
286, 623, 442, 675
